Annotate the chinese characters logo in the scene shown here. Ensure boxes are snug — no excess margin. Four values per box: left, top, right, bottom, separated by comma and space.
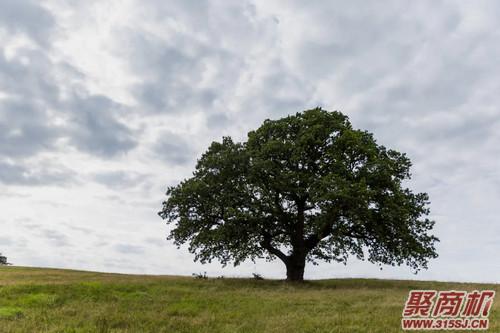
402, 290, 495, 330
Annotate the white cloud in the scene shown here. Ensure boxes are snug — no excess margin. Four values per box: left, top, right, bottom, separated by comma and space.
0, 0, 499, 282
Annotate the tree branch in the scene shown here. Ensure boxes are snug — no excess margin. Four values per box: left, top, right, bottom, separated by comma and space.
259, 231, 288, 263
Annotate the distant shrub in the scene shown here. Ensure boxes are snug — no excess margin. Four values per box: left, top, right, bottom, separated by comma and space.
192, 272, 208, 279
0, 253, 9, 265
252, 273, 264, 280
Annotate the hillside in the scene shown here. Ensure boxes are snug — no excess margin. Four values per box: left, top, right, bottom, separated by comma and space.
0, 266, 498, 332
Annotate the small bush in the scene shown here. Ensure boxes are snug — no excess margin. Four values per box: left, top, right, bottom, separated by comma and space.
192, 272, 208, 279
0, 253, 9, 265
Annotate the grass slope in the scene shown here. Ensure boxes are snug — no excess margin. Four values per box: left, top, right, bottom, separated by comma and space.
0, 266, 498, 333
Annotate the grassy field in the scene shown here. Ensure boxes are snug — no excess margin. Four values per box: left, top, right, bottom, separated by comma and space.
0, 266, 498, 333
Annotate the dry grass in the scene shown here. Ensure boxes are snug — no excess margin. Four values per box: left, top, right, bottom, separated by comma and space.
0, 266, 498, 332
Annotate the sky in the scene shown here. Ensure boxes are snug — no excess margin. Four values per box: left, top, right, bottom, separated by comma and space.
1, 0, 500, 282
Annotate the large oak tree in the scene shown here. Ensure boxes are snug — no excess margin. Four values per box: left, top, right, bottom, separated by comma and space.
159, 108, 438, 281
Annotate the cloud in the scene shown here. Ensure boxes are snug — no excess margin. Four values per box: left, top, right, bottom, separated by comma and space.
41, 229, 71, 247
205, 112, 229, 129
0, 0, 499, 282
19, 221, 72, 247
0, 102, 58, 158
0, 236, 13, 246
144, 237, 166, 247
0, 59, 136, 162
114, 244, 144, 255
0, 160, 75, 186
64, 95, 137, 157
92, 170, 148, 189
0, 0, 55, 46
153, 131, 195, 166
121, 30, 223, 114
0, 51, 61, 159
0, 4, 137, 163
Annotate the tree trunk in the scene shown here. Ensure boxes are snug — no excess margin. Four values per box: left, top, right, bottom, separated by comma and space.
285, 254, 306, 282
285, 200, 307, 282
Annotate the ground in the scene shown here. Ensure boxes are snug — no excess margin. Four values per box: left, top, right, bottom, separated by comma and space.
0, 266, 498, 332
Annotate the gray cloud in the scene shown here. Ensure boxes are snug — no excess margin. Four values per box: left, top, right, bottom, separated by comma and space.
0, 0, 55, 45
0, 49, 60, 104
0, 67, 136, 163
0, 52, 61, 159
64, 95, 137, 157
114, 244, 144, 255
0, 106, 60, 158
0, 2, 137, 164
113, 1, 280, 116
144, 237, 166, 247
0, 236, 13, 246
63, 223, 94, 235
1, 0, 500, 282
92, 170, 148, 189
20, 221, 72, 247
206, 112, 229, 129
0, 160, 75, 186
153, 131, 194, 166
123, 31, 222, 113
41, 229, 71, 247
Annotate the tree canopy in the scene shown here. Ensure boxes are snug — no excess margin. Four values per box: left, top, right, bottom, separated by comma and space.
0, 253, 8, 265
159, 108, 438, 281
